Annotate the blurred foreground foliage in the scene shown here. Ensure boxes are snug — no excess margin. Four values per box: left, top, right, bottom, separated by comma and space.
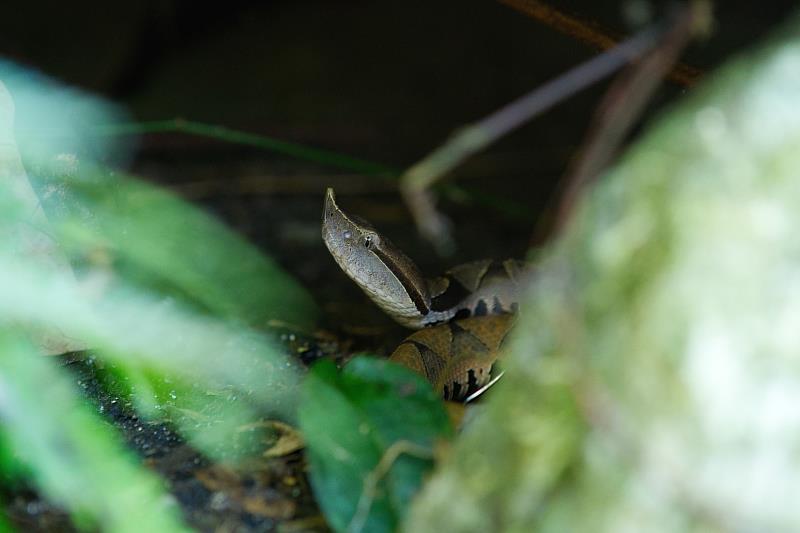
406, 13, 800, 533
0, 63, 319, 531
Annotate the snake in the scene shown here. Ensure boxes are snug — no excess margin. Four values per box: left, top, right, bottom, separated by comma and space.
322, 188, 527, 401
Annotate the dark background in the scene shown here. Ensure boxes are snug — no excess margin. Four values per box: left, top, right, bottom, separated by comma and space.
1, 0, 796, 322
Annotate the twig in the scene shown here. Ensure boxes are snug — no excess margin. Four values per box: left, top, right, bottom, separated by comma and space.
498, 0, 704, 87
547, 2, 710, 242
502, 0, 620, 50
400, 20, 668, 254
346, 440, 433, 533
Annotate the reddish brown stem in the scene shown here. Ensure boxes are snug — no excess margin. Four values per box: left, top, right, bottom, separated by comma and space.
499, 0, 704, 87
541, 2, 708, 244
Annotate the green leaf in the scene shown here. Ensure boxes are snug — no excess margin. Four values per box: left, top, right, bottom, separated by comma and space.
0, 511, 12, 533
0, 250, 302, 418
20, 159, 320, 333
0, 68, 310, 461
299, 357, 452, 533
0, 56, 319, 530
1, 60, 319, 333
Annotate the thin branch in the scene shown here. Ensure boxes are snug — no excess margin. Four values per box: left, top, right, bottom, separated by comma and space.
346, 440, 433, 533
502, 0, 620, 52
548, 2, 710, 241
400, 20, 669, 254
499, 0, 704, 87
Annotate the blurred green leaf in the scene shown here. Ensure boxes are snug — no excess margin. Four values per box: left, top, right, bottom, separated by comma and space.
0, 331, 189, 533
0, 511, 12, 533
0, 226, 303, 451
97, 119, 396, 177
14, 156, 320, 333
0, 60, 321, 529
406, 12, 800, 533
0, 61, 316, 430
299, 357, 451, 533
1, 60, 319, 334
0, 59, 131, 166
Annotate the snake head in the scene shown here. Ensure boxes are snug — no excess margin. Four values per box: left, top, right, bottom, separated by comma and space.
322, 188, 433, 328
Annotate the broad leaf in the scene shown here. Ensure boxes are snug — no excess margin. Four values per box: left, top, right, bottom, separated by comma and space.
299, 357, 451, 533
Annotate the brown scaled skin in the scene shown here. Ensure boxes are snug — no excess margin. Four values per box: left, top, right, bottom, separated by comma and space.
389, 314, 516, 401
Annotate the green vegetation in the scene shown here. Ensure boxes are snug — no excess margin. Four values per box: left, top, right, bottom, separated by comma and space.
299, 357, 451, 533
0, 64, 319, 531
406, 13, 800, 533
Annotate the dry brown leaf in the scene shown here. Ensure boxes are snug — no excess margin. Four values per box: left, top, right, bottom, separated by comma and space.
242, 494, 296, 519
262, 420, 305, 458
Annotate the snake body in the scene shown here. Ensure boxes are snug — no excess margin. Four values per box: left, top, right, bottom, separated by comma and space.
322, 188, 525, 400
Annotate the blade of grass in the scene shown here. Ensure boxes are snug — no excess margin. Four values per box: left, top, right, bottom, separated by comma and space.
95, 119, 396, 178
94, 119, 534, 226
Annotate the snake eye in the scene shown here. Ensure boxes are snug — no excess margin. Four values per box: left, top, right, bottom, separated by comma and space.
363, 232, 379, 250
